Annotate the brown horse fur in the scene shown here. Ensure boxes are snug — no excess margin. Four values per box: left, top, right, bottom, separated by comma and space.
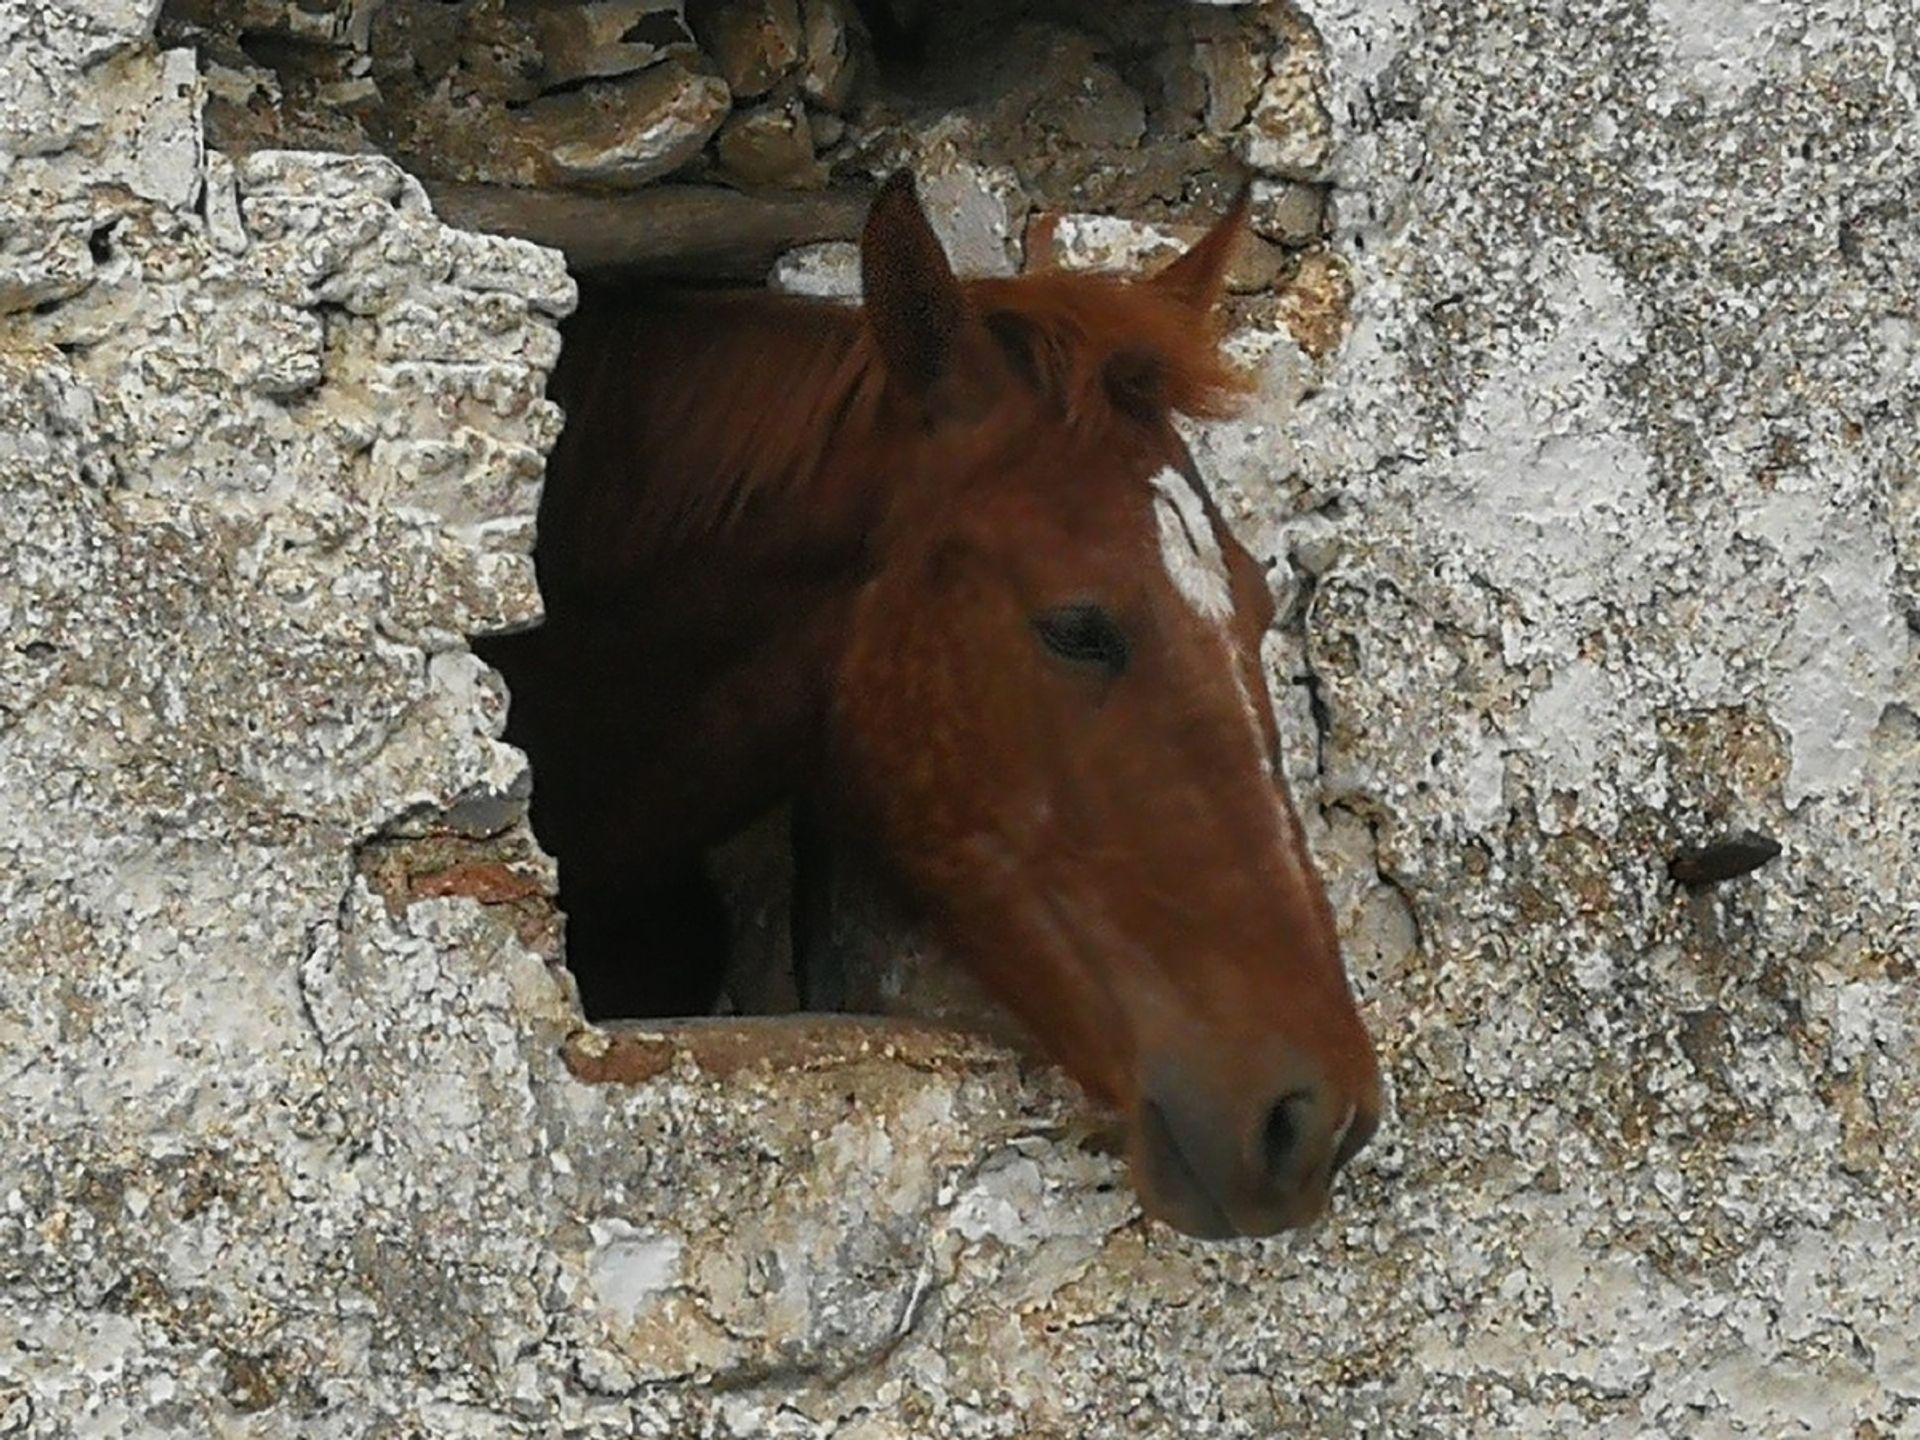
476, 172, 1384, 1238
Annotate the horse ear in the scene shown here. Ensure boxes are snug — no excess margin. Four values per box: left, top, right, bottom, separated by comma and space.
1148, 181, 1252, 315
861, 170, 979, 409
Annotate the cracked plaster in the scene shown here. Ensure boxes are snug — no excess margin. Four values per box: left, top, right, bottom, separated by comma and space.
0, 0, 1916, 1435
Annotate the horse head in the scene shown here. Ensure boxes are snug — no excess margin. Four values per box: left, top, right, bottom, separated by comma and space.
828, 173, 1383, 1238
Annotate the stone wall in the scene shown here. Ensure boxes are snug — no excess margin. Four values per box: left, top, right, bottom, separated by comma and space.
1, 1, 1915, 1437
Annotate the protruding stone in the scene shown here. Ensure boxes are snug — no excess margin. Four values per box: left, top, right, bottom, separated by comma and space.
344, 0, 389, 51
714, 97, 823, 188
1668, 831, 1783, 887
1155, 39, 1210, 128
767, 240, 859, 300
316, 75, 382, 111
100, 47, 204, 209
1241, 40, 1333, 179
522, 60, 730, 188
686, 0, 804, 99
532, 0, 696, 88
0, 223, 94, 316
915, 155, 1020, 277
201, 152, 249, 255
1273, 247, 1351, 357
1250, 178, 1326, 247
807, 107, 845, 151
799, 0, 860, 112
1194, 33, 1263, 133
1028, 43, 1145, 149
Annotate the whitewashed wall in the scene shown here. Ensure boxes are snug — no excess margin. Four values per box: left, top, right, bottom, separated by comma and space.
1, 1, 1914, 1435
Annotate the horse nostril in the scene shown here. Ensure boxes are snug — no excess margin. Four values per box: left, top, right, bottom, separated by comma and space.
1329, 1105, 1378, 1177
1260, 1092, 1309, 1186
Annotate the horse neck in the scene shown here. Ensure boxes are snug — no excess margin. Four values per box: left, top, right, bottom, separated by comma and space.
513, 289, 900, 855
538, 286, 890, 626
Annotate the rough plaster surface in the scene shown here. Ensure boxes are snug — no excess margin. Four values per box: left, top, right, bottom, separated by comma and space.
2, 2, 1917, 1438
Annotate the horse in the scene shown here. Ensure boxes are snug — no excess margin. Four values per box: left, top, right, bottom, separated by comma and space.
473, 171, 1384, 1238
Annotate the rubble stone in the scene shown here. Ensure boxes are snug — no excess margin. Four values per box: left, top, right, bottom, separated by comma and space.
1241, 32, 1333, 179
531, 0, 698, 88
522, 59, 730, 189
767, 239, 859, 299
686, 0, 803, 101
799, 0, 859, 113
1249, 176, 1325, 246
714, 95, 822, 189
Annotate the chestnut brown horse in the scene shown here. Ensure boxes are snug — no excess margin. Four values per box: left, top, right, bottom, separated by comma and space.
475, 172, 1383, 1238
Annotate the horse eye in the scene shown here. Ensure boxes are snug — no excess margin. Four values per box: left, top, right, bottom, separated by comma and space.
1033, 603, 1129, 675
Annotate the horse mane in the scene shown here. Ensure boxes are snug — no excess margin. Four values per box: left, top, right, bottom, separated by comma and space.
551, 269, 1250, 574
965, 268, 1250, 434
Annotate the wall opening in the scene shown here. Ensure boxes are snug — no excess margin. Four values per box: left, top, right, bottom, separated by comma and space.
154, 0, 1336, 1026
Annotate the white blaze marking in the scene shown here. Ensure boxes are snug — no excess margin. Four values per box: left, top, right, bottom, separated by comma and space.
1150, 466, 1236, 622
1149, 461, 1265, 762
1149, 463, 1309, 886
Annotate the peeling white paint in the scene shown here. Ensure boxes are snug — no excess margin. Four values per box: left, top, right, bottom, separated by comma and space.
1733, 459, 1904, 807
588, 1221, 684, 1323
1648, 0, 1796, 103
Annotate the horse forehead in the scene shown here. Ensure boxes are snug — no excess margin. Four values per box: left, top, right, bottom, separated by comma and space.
1146, 465, 1238, 624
